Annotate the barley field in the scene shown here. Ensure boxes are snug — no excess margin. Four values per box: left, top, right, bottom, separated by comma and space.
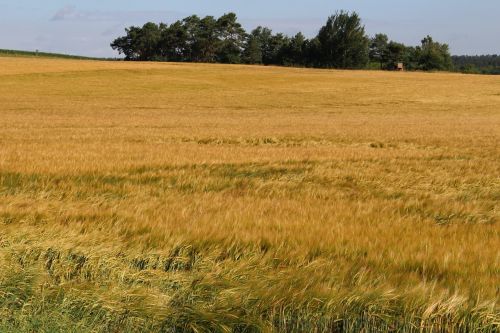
0, 57, 499, 332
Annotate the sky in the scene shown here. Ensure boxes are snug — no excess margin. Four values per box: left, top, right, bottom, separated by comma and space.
0, 0, 498, 57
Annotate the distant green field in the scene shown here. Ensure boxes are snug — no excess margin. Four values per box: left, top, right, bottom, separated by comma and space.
0, 49, 112, 60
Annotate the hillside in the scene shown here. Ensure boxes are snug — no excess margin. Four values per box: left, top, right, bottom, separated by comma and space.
0, 48, 109, 60
0, 57, 499, 332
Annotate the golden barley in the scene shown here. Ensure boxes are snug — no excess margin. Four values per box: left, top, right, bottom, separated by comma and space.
0, 56, 499, 332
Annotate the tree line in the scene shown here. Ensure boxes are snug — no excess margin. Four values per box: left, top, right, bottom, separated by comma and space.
111, 11, 457, 71
451, 55, 500, 75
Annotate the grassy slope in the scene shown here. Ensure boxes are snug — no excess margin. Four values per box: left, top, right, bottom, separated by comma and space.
0, 57, 499, 332
0, 49, 110, 60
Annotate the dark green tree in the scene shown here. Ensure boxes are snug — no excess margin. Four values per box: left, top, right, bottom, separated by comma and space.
247, 27, 274, 65
111, 26, 143, 60
385, 41, 407, 69
418, 35, 452, 71
403, 46, 420, 70
159, 21, 188, 61
303, 37, 322, 67
281, 32, 307, 66
138, 22, 162, 61
369, 34, 389, 68
267, 33, 290, 65
242, 27, 288, 65
317, 11, 370, 68
180, 15, 202, 61
243, 34, 263, 64
187, 15, 219, 62
216, 13, 247, 63
111, 23, 162, 61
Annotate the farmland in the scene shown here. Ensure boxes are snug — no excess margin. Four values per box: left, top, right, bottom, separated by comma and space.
0, 56, 499, 332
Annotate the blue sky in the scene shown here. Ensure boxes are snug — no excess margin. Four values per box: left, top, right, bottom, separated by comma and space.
0, 0, 498, 57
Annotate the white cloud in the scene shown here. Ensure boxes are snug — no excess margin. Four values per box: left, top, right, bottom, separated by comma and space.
51, 5, 79, 21
51, 5, 184, 23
